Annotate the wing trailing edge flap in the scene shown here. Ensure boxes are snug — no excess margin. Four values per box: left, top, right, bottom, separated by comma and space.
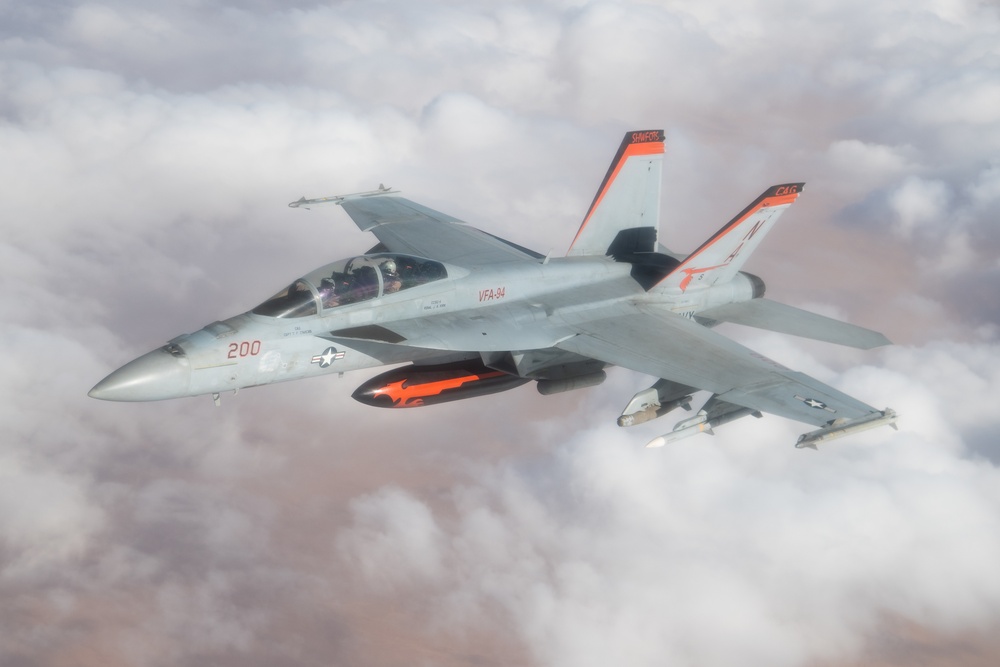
555, 308, 884, 429
697, 298, 891, 350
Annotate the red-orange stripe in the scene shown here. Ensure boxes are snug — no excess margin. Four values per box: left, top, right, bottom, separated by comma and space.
373, 371, 505, 406
678, 193, 800, 264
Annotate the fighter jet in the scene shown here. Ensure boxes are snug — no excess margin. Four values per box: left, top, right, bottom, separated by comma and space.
90, 130, 897, 449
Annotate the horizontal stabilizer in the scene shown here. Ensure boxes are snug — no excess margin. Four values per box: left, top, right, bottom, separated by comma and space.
697, 298, 891, 349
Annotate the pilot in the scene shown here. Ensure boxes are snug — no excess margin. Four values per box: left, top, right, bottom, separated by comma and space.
318, 277, 340, 308
381, 258, 402, 294
347, 264, 378, 301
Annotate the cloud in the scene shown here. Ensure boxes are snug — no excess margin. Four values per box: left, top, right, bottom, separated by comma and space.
889, 176, 952, 237
0, 450, 104, 578
335, 340, 1000, 667
827, 139, 914, 185
2, 1, 1000, 666
337, 486, 446, 588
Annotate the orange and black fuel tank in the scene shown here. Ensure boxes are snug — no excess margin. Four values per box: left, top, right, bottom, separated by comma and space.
351, 360, 529, 408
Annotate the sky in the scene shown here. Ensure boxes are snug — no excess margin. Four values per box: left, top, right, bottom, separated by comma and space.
2, 0, 1000, 665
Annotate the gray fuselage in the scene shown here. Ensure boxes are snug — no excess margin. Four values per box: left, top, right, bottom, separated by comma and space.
88, 252, 759, 402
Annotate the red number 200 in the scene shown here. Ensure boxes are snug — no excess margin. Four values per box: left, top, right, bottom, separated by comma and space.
228, 340, 261, 359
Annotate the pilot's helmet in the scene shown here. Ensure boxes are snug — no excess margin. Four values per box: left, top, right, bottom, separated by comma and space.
382, 259, 398, 275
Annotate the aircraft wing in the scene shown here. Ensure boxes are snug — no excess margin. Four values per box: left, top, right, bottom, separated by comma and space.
555, 307, 880, 427
333, 193, 541, 267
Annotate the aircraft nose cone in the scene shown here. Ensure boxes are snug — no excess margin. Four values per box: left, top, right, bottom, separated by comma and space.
89, 347, 191, 401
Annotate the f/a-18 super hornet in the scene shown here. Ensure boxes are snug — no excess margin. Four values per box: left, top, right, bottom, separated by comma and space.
90, 130, 897, 448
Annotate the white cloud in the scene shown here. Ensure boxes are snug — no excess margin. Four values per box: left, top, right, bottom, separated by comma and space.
3, 0, 1000, 665
910, 70, 1000, 127
0, 451, 105, 579
335, 341, 1000, 667
337, 486, 446, 589
827, 139, 914, 185
67, 4, 175, 49
968, 162, 1000, 208
889, 176, 952, 237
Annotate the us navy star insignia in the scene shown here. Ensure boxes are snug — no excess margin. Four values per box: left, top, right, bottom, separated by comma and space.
795, 395, 836, 413
312, 347, 345, 368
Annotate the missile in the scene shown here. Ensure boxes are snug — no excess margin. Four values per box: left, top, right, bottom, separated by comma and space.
795, 408, 898, 449
352, 360, 529, 408
288, 184, 397, 209
645, 407, 761, 448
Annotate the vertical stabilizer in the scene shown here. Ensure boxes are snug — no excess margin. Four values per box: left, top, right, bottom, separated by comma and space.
567, 130, 664, 257
656, 183, 804, 293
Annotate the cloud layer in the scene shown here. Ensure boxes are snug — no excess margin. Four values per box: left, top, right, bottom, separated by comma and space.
3, 1, 1000, 665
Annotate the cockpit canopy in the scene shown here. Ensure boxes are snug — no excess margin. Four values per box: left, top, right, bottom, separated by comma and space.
252, 253, 447, 319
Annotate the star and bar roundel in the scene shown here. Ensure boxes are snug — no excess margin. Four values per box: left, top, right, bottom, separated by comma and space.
795, 395, 836, 413
311, 347, 345, 368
